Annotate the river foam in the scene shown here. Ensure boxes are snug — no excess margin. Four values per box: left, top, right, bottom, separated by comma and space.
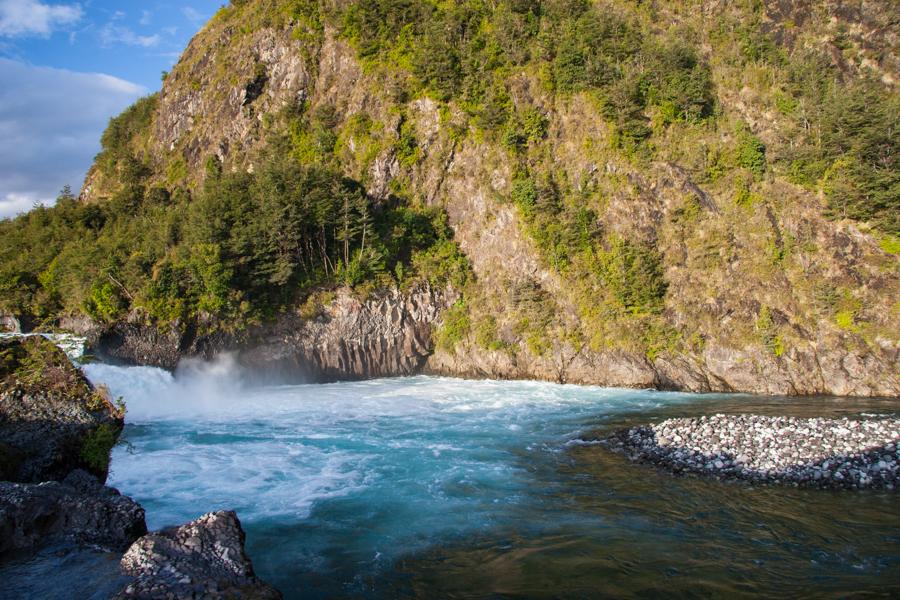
81, 360, 900, 599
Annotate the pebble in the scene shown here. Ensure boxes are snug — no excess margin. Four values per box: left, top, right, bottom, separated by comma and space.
600, 414, 899, 491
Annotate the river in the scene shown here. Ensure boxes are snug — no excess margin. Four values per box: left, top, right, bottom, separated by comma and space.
54, 360, 899, 599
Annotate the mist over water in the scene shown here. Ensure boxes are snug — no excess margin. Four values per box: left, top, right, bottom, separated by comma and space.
81, 360, 900, 599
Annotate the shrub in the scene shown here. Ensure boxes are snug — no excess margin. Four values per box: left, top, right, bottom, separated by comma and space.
436, 299, 470, 351
756, 306, 785, 356
737, 126, 767, 178
595, 236, 668, 315
80, 424, 119, 475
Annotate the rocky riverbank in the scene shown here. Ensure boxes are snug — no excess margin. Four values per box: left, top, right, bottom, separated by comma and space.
0, 336, 281, 599
602, 414, 899, 490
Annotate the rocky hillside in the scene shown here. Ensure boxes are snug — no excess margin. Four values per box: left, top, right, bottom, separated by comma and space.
0, 0, 897, 395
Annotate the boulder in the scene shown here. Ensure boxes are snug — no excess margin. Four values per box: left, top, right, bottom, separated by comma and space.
116, 510, 281, 599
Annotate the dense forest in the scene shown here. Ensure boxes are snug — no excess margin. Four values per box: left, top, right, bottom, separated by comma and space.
0, 0, 896, 358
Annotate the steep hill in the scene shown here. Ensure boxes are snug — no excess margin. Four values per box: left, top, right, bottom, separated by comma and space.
1, 0, 897, 395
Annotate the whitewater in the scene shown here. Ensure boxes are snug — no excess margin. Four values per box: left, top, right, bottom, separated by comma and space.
75, 359, 899, 599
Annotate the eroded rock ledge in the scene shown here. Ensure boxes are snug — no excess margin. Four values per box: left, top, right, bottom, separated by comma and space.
0, 469, 147, 554
601, 414, 899, 490
79, 285, 451, 382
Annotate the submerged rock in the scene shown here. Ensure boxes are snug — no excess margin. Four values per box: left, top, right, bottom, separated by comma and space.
602, 414, 900, 490
116, 510, 281, 599
0, 469, 146, 554
0, 337, 124, 483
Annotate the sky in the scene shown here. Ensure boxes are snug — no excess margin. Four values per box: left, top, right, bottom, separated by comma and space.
0, 0, 224, 219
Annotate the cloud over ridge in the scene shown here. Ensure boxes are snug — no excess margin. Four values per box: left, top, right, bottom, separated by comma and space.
0, 58, 144, 218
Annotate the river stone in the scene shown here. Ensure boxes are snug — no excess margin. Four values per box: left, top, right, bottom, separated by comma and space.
600, 414, 900, 490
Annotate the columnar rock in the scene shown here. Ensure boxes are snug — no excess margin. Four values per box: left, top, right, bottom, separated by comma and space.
0, 337, 124, 483
89, 285, 451, 381
116, 510, 282, 599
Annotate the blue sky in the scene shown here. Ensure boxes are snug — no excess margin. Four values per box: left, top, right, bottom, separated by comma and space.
0, 0, 223, 218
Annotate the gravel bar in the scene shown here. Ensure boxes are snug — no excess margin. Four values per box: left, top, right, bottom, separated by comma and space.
601, 414, 899, 490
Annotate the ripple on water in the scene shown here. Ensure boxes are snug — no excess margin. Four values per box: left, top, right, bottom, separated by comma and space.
78, 365, 900, 600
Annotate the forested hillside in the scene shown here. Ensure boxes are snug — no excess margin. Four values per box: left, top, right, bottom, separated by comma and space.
0, 0, 897, 395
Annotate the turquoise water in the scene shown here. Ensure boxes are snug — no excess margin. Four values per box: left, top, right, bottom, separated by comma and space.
82, 362, 900, 599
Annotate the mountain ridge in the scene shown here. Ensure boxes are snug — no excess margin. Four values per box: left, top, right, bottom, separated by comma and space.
1, 0, 897, 395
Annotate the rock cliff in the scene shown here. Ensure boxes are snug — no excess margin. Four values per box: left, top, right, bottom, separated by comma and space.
0, 337, 124, 482
21, 0, 900, 396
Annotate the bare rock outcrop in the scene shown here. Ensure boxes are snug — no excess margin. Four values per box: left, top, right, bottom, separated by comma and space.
116, 510, 281, 600
0, 469, 146, 555
0, 337, 124, 483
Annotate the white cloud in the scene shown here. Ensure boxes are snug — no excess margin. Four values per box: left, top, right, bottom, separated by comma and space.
99, 23, 160, 48
0, 0, 82, 37
1, 192, 42, 217
139, 10, 151, 26
182, 7, 205, 24
0, 58, 145, 219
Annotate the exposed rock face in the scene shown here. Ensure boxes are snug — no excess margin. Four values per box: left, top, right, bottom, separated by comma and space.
116, 510, 281, 600
0, 337, 124, 483
240, 285, 450, 381
0, 314, 22, 333
427, 340, 899, 397
601, 414, 900, 490
89, 285, 452, 381
0, 469, 147, 554
69, 2, 898, 398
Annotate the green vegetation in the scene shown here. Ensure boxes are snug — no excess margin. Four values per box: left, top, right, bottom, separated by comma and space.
79, 423, 119, 475
778, 57, 898, 233
3, 0, 896, 372
595, 236, 667, 316
96, 94, 158, 175
755, 306, 785, 357
435, 299, 470, 352
0, 135, 469, 327
0, 337, 77, 391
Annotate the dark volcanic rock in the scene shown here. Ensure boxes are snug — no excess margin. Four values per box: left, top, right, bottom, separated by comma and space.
602, 414, 900, 490
0, 337, 124, 483
116, 510, 281, 599
89, 285, 451, 381
0, 469, 147, 555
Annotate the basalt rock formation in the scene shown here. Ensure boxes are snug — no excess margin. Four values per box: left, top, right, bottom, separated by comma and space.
79, 285, 451, 381
0, 336, 124, 483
